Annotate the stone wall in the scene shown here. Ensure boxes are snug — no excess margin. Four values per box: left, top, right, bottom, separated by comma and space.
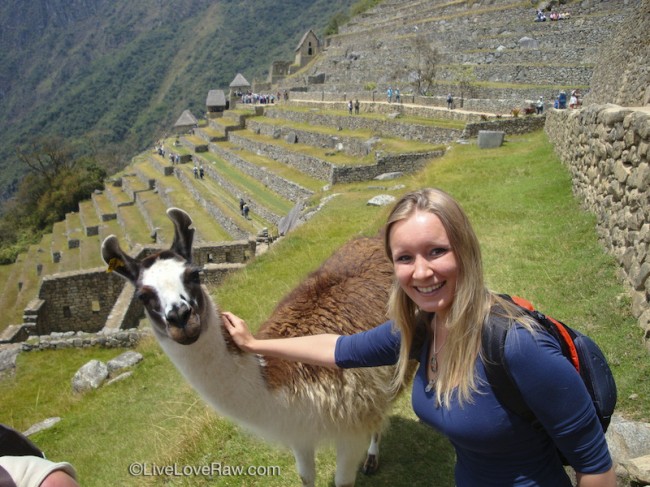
21, 240, 254, 339
584, 0, 650, 108
545, 105, 650, 337
463, 115, 547, 138
205, 142, 313, 202
263, 107, 463, 145
35, 268, 125, 335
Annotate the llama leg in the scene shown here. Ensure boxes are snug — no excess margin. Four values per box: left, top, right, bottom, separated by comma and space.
292, 446, 316, 487
361, 431, 380, 474
334, 434, 369, 487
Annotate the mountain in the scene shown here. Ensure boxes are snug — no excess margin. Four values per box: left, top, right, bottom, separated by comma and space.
0, 0, 354, 200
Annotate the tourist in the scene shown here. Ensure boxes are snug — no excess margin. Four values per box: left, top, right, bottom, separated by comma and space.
447, 93, 454, 110
222, 188, 615, 487
387, 87, 393, 103
354, 99, 360, 114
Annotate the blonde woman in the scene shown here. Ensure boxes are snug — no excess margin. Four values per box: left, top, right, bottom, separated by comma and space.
223, 188, 615, 486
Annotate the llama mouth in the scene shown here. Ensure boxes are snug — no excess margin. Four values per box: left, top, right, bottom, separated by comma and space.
167, 314, 202, 345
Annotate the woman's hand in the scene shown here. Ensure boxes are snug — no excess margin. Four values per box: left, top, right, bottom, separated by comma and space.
222, 311, 257, 352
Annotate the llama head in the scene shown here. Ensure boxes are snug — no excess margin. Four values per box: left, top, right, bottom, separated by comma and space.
101, 208, 206, 345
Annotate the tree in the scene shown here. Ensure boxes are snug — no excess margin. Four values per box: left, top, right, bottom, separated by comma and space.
15, 136, 77, 184
410, 35, 441, 96
450, 65, 477, 108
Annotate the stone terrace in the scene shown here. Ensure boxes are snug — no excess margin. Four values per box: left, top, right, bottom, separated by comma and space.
277, 0, 636, 113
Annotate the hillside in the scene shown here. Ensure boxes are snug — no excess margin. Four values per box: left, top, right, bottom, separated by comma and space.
0, 0, 355, 200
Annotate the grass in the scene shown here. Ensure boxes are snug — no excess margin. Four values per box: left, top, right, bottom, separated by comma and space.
0, 130, 646, 486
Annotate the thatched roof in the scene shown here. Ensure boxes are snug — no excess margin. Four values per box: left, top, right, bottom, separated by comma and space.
173, 109, 198, 128
229, 73, 250, 88
205, 90, 226, 107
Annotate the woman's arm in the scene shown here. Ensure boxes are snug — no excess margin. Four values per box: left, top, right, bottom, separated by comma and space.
221, 311, 339, 367
575, 467, 616, 487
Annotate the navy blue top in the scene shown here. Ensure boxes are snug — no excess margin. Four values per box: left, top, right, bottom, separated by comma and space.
335, 318, 612, 486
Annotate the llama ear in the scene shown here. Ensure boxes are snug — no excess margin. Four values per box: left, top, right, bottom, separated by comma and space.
167, 207, 194, 262
101, 235, 140, 283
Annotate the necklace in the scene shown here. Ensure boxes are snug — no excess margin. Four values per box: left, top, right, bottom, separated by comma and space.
425, 318, 444, 393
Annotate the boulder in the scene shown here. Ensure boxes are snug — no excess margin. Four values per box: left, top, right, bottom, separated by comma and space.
72, 359, 108, 393
107, 351, 143, 374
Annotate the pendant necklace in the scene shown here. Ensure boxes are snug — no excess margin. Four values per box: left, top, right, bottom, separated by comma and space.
425, 319, 443, 393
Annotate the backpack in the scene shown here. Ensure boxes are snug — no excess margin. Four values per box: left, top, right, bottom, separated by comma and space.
482, 295, 617, 461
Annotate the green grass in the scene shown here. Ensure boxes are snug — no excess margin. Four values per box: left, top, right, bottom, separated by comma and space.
0, 130, 646, 486
217, 141, 325, 193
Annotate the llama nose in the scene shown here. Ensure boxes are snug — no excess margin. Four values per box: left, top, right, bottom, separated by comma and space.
167, 302, 191, 328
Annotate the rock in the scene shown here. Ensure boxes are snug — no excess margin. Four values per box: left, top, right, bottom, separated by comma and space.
0, 345, 20, 377
106, 371, 134, 386
387, 112, 402, 119
107, 351, 143, 374
375, 172, 403, 181
477, 130, 505, 149
23, 417, 61, 437
518, 37, 539, 49
606, 414, 650, 461
72, 359, 108, 393
367, 195, 396, 207
284, 132, 297, 144
620, 454, 650, 485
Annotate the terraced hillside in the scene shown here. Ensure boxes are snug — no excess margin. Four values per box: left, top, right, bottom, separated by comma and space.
0, 102, 453, 336
0, 0, 638, 338
278, 0, 637, 114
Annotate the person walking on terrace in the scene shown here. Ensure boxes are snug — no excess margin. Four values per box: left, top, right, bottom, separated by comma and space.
223, 188, 615, 487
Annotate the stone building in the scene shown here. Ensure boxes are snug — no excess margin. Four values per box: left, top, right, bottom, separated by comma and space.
173, 109, 198, 133
294, 30, 320, 68
206, 90, 227, 117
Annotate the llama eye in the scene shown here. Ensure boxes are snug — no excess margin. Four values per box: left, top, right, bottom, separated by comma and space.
137, 291, 158, 308
187, 269, 201, 284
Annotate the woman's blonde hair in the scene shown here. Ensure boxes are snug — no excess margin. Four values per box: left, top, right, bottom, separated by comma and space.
383, 188, 529, 407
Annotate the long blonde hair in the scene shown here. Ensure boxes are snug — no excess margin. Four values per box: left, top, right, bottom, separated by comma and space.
383, 188, 530, 407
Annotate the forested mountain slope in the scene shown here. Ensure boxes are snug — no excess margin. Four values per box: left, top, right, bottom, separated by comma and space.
0, 0, 353, 200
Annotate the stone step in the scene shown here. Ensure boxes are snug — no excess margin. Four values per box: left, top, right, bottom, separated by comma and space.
171, 162, 256, 239
78, 200, 101, 237
205, 140, 317, 201
262, 105, 464, 145
192, 151, 290, 227
133, 158, 237, 242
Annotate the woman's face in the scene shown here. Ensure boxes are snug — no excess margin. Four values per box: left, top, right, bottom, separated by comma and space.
389, 210, 459, 321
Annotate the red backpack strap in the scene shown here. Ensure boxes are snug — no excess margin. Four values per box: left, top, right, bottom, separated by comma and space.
511, 296, 580, 372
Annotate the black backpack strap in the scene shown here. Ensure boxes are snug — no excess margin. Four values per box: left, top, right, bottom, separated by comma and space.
482, 313, 537, 426
0, 424, 44, 458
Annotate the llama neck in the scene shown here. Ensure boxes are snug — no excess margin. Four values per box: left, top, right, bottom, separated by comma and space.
155, 291, 273, 421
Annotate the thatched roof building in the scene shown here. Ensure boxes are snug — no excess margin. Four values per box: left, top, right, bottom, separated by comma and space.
206, 90, 227, 113
173, 109, 198, 132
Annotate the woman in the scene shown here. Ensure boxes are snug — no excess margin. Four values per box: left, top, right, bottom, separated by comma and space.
222, 188, 615, 486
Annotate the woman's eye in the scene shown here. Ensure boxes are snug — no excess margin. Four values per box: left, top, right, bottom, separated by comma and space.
430, 247, 449, 257
395, 255, 412, 263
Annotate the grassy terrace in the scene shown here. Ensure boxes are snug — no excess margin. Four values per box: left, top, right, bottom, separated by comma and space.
92, 192, 116, 219
77, 201, 100, 232
133, 158, 233, 242
78, 234, 104, 269
236, 129, 372, 166
268, 104, 468, 130
98, 219, 128, 249
105, 183, 133, 207
249, 113, 450, 154
216, 140, 324, 193
133, 189, 174, 244
174, 162, 267, 235
196, 151, 294, 216
115, 203, 157, 246
0, 257, 25, 328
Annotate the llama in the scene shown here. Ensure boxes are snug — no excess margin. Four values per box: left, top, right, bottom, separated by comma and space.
101, 208, 400, 487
